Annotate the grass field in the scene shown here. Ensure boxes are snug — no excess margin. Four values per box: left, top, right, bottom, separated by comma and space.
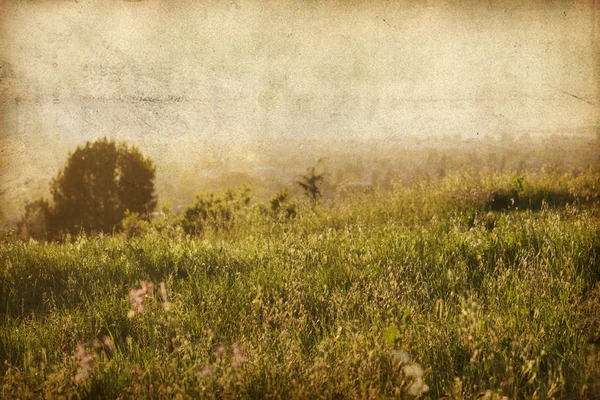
2, 169, 600, 399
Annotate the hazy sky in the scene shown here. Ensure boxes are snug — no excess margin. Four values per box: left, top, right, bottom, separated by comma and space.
0, 0, 598, 222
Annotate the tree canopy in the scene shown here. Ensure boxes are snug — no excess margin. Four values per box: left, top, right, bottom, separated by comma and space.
20, 138, 157, 238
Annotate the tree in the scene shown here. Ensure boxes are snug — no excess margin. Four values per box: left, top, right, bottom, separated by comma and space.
17, 199, 52, 240
297, 160, 326, 202
20, 138, 157, 238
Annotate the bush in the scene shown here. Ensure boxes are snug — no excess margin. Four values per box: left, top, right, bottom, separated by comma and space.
121, 211, 152, 238
180, 185, 252, 235
269, 188, 297, 220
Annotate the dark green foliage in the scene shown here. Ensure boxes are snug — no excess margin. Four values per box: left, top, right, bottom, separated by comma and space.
121, 211, 152, 238
487, 174, 523, 211
51, 138, 156, 235
19, 138, 157, 238
51, 138, 121, 234
269, 188, 297, 219
297, 166, 325, 202
181, 185, 252, 234
17, 199, 52, 240
488, 188, 519, 211
478, 174, 594, 212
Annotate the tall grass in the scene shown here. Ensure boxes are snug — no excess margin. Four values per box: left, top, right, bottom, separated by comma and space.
1, 169, 600, 398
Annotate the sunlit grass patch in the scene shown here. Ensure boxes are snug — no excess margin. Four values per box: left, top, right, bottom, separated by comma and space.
1, 170, 599, 398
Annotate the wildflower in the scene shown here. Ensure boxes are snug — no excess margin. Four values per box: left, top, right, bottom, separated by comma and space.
199, 365, 213, 378
128, 280, 154, 317
214, 345, 225, 360
391, 350, 411, 364
159, 282, 171, 311
74, 344, 94, 383
231, 343, 247, 368
406, 377, 429, 397
404, 363, 429, 397
102, 335, 114, 351
158, 282, 168, 302
140, 280, 154, 296
403, 363, 429, 397
128, 288, 145, 317
403, 363, 423, 379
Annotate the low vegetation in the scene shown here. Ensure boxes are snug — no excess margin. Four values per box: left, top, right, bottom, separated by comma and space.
2, 168, 600, 398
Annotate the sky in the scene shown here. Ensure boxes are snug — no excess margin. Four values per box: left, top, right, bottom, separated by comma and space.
0, 0, 598, 223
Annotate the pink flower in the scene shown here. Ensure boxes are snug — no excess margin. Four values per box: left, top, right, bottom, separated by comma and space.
231, 343, 247, 368
74, 344, 94, 383
214, 345, 225, 360
101, 335, 114, 351
159, 282, 171, 311
128, 281, 155, 317
199, 365, 213, 378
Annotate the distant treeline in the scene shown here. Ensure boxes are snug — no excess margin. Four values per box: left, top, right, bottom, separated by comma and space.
11, 136, 600, 241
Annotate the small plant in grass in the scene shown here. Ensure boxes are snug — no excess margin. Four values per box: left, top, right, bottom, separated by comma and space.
297, 161, 326, 202
180, 185, 252, 234
121, 211, 151, 238
73, 336, 114, 385
127, 280, 171, 318
269, 188, 297, 219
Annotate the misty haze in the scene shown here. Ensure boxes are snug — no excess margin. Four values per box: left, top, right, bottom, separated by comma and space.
1, 0, 597, 226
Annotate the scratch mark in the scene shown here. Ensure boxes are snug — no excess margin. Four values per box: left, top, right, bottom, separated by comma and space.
548, 85, 595, 106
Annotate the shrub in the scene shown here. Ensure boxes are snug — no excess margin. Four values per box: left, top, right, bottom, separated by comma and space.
269, 188, 297, 220
121, 211, 152, 238
180, 185, 252, 234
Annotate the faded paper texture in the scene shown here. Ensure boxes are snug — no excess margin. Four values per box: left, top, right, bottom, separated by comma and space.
0, 0, 598, 227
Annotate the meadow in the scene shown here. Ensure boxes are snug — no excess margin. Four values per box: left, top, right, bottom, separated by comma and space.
2, 168, 600, 399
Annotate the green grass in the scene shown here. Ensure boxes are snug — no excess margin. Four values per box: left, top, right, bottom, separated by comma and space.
2, 169, 600, 399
